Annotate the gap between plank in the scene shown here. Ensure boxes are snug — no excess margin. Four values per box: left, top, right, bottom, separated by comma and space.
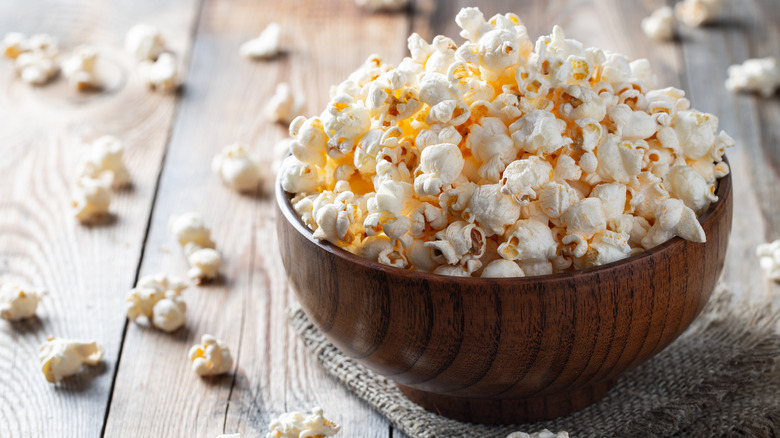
99, 0, 208, 435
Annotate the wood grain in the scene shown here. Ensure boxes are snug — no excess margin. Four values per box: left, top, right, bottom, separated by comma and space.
0, 1, 201, 437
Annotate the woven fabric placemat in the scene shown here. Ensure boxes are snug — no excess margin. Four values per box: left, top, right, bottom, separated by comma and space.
288, 287, 780, 437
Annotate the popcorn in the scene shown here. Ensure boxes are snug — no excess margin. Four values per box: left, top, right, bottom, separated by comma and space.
169, 212, 216, 248
3, 33, 59, 85
169, 213, 222, 283
126, 273, 188, 332
278, 7, 732, 277
725, 57, 780, 98
507, 430, 569, 438
267, 83, 305, 124
62, 45, 100, 91
72, 177, 112, 222
641, 7, 675, 41
0, 283, 44, 321
674, 0, 722, 27
266, 407, 341, 438
240, 23, 281, 59
39, 337, 104, 383
756, 240, 780, 282
1, 32, 28, 59
138, 52, 178, 92
78, 135, 130, 188
125, 24, 166, 61
188, 334, 233, 376
212, 143, 262, 192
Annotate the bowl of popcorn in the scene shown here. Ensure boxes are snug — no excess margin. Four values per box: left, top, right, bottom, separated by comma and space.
275, 8, 733, 424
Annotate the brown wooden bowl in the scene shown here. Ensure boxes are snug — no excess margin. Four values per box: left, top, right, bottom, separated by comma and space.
275, 170, 732, 425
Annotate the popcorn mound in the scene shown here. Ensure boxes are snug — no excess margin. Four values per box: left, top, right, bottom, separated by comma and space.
279, 7, 733, 278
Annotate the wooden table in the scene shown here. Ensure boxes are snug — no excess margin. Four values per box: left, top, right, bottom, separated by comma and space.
0, 0, 777, 437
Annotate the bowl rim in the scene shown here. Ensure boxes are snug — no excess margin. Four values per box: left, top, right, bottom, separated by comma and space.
276, 157, 732, 285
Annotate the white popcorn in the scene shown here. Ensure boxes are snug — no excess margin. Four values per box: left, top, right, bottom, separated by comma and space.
279, 155, 322, 194
151, 291, 187, 332
0, 283, 44, 321
725, 57, 780, 98
466, 117, 518, 181
425, 221, 486, 265
39, 337, 104, 383
61, 45, 100, 91
13, 34, 59, 85
169, 212, 215, 248
72, 177, 112, 223
674, 0, 722, 27
562, 198, 607, 257
465, 184, 521, 236
509, 110, 572, 155
499, 156, 553, 206
78, 135, 130, 188
289, 116, 328, 168
406, 239, 438, 271
185, 243, 223, 283
1, 32, 28, 59
498, 219, 557, 263
590, 183, 627, 222
641, 7, 675, 41
240, 22, 281, 59
673, 110, 718, 160
756, 240, 780, 282
641, 198, 705, 249
537, 181, 580, 219
414, 143, 464, 196
596, 135, 643, 184
356, 0, 408, 11
628, 172, 670, 220
138, 52, 178, 92
126, 273, 188, 332
188, 334, 233, 376
125, 24, 166, 61
665, 165, 717, 215
507, 429, 569, 438
267, 82, 305, 124
212, 143, 262, 192
266, 407, 341, 438
481, 259, 525, 278
581, 230, 632, 267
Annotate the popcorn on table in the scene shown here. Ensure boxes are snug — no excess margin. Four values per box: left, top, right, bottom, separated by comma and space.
126, 273, 188, 332
0, 282, 44, 321
266, 407, 341, 438
240, 22, 281, 59
212, 143, 262, 192
641, 6, 675, 41
138, 52, 179, 92
674, 0, 722, 27
1, 32, 59, 85
188, 334, 233, 376
72, 177, 112, 223
507, 430, 569, 438
169, 213, 222, 283
279, 7, 733, 277
757, 239, 780, 282
78, 135, 131, 188
62, 45, 100, 91
39, 337, 104, 383
267, 82, 304, 124
355, 0, 409, 11
125, 23, 166, 61
725, 57, 780, 98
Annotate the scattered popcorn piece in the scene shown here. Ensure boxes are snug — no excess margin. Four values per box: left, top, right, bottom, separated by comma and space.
126, 273, 188, 332
3, 33, 60, 85
125, 23, 166, 61
169, 213, 222, 283
72, 177, 112, 223
481, 259, 525, 278
674, 0, 722, 27
169, 212, 216, 248
1, 32, 28, 59
78, 135, 130, 188
266, 407, 341, 438
152, 291, 187, 332
212, 143, 262, 192
756, 240, 780, 282
266, 82, 305, 124
62, 45, 100, 91
188, 334, 233, 376
507, 430, 569, 438
641, 6, 675, 41
0, 283, 44, 321
39, 337, 104, 383
184, 243, 223, 283
138, 52, 178, 92
725, 57, 780, 98
239, 23, 281, 59
355, 0, 409, 11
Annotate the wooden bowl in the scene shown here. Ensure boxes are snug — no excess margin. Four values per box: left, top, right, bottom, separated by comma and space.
275, 171, 732, 424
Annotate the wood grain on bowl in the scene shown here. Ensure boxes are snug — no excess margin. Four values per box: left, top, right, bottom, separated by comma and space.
276, 170, 732, 424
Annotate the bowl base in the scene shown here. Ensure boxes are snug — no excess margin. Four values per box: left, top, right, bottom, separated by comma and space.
396, 377, 618, 425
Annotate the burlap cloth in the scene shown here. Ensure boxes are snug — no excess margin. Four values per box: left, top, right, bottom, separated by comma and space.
288, 286, 780, 437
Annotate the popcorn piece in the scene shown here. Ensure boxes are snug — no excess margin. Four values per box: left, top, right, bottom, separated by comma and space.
138, 52, 178, 92
641, 7, 675, 41
185, 243, 223, 283
240, 22, 281, 59
465, 184, 521, 236
1, 32, 28, 59
39, 337, 104, 383
152, 291, 187, 332
0, 283, 44, 321
279, 155, 322, 194
725, 57, 780, 98
498, 219, 557, 262
756, 240, 780, 282
267, 83, 304, 124
481, 259, 525, 278
509, 110, 572, 155
414, 143, 464, 196
665, 165, 717, 215
169, 212, 216, 248
641, 198, 705, 249
500, 156, 553, 206
126, 273, 188, 332
72, 177, 112, 222
674, 0, 722, 27
62, 45, 100, 91
11, 33, 59, 85
188, 334, 233, 376
582, 230, 632, 267
425, 220, 486, 266
562, 198, 607, 257
266, 406, 341, 438
125, 24, 166, 61
78, 135, 131, 188
212, 143, 262, 192
507, 430, 569, 438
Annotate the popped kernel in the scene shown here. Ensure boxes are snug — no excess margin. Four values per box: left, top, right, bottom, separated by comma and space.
266, 407, 341, 438
188, 334, 233, 376
240, 23, 281, 59
641, 7, 675, 41
0, 283, 44, 321
39, 337, 103, 383
756, 240, 780, 282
